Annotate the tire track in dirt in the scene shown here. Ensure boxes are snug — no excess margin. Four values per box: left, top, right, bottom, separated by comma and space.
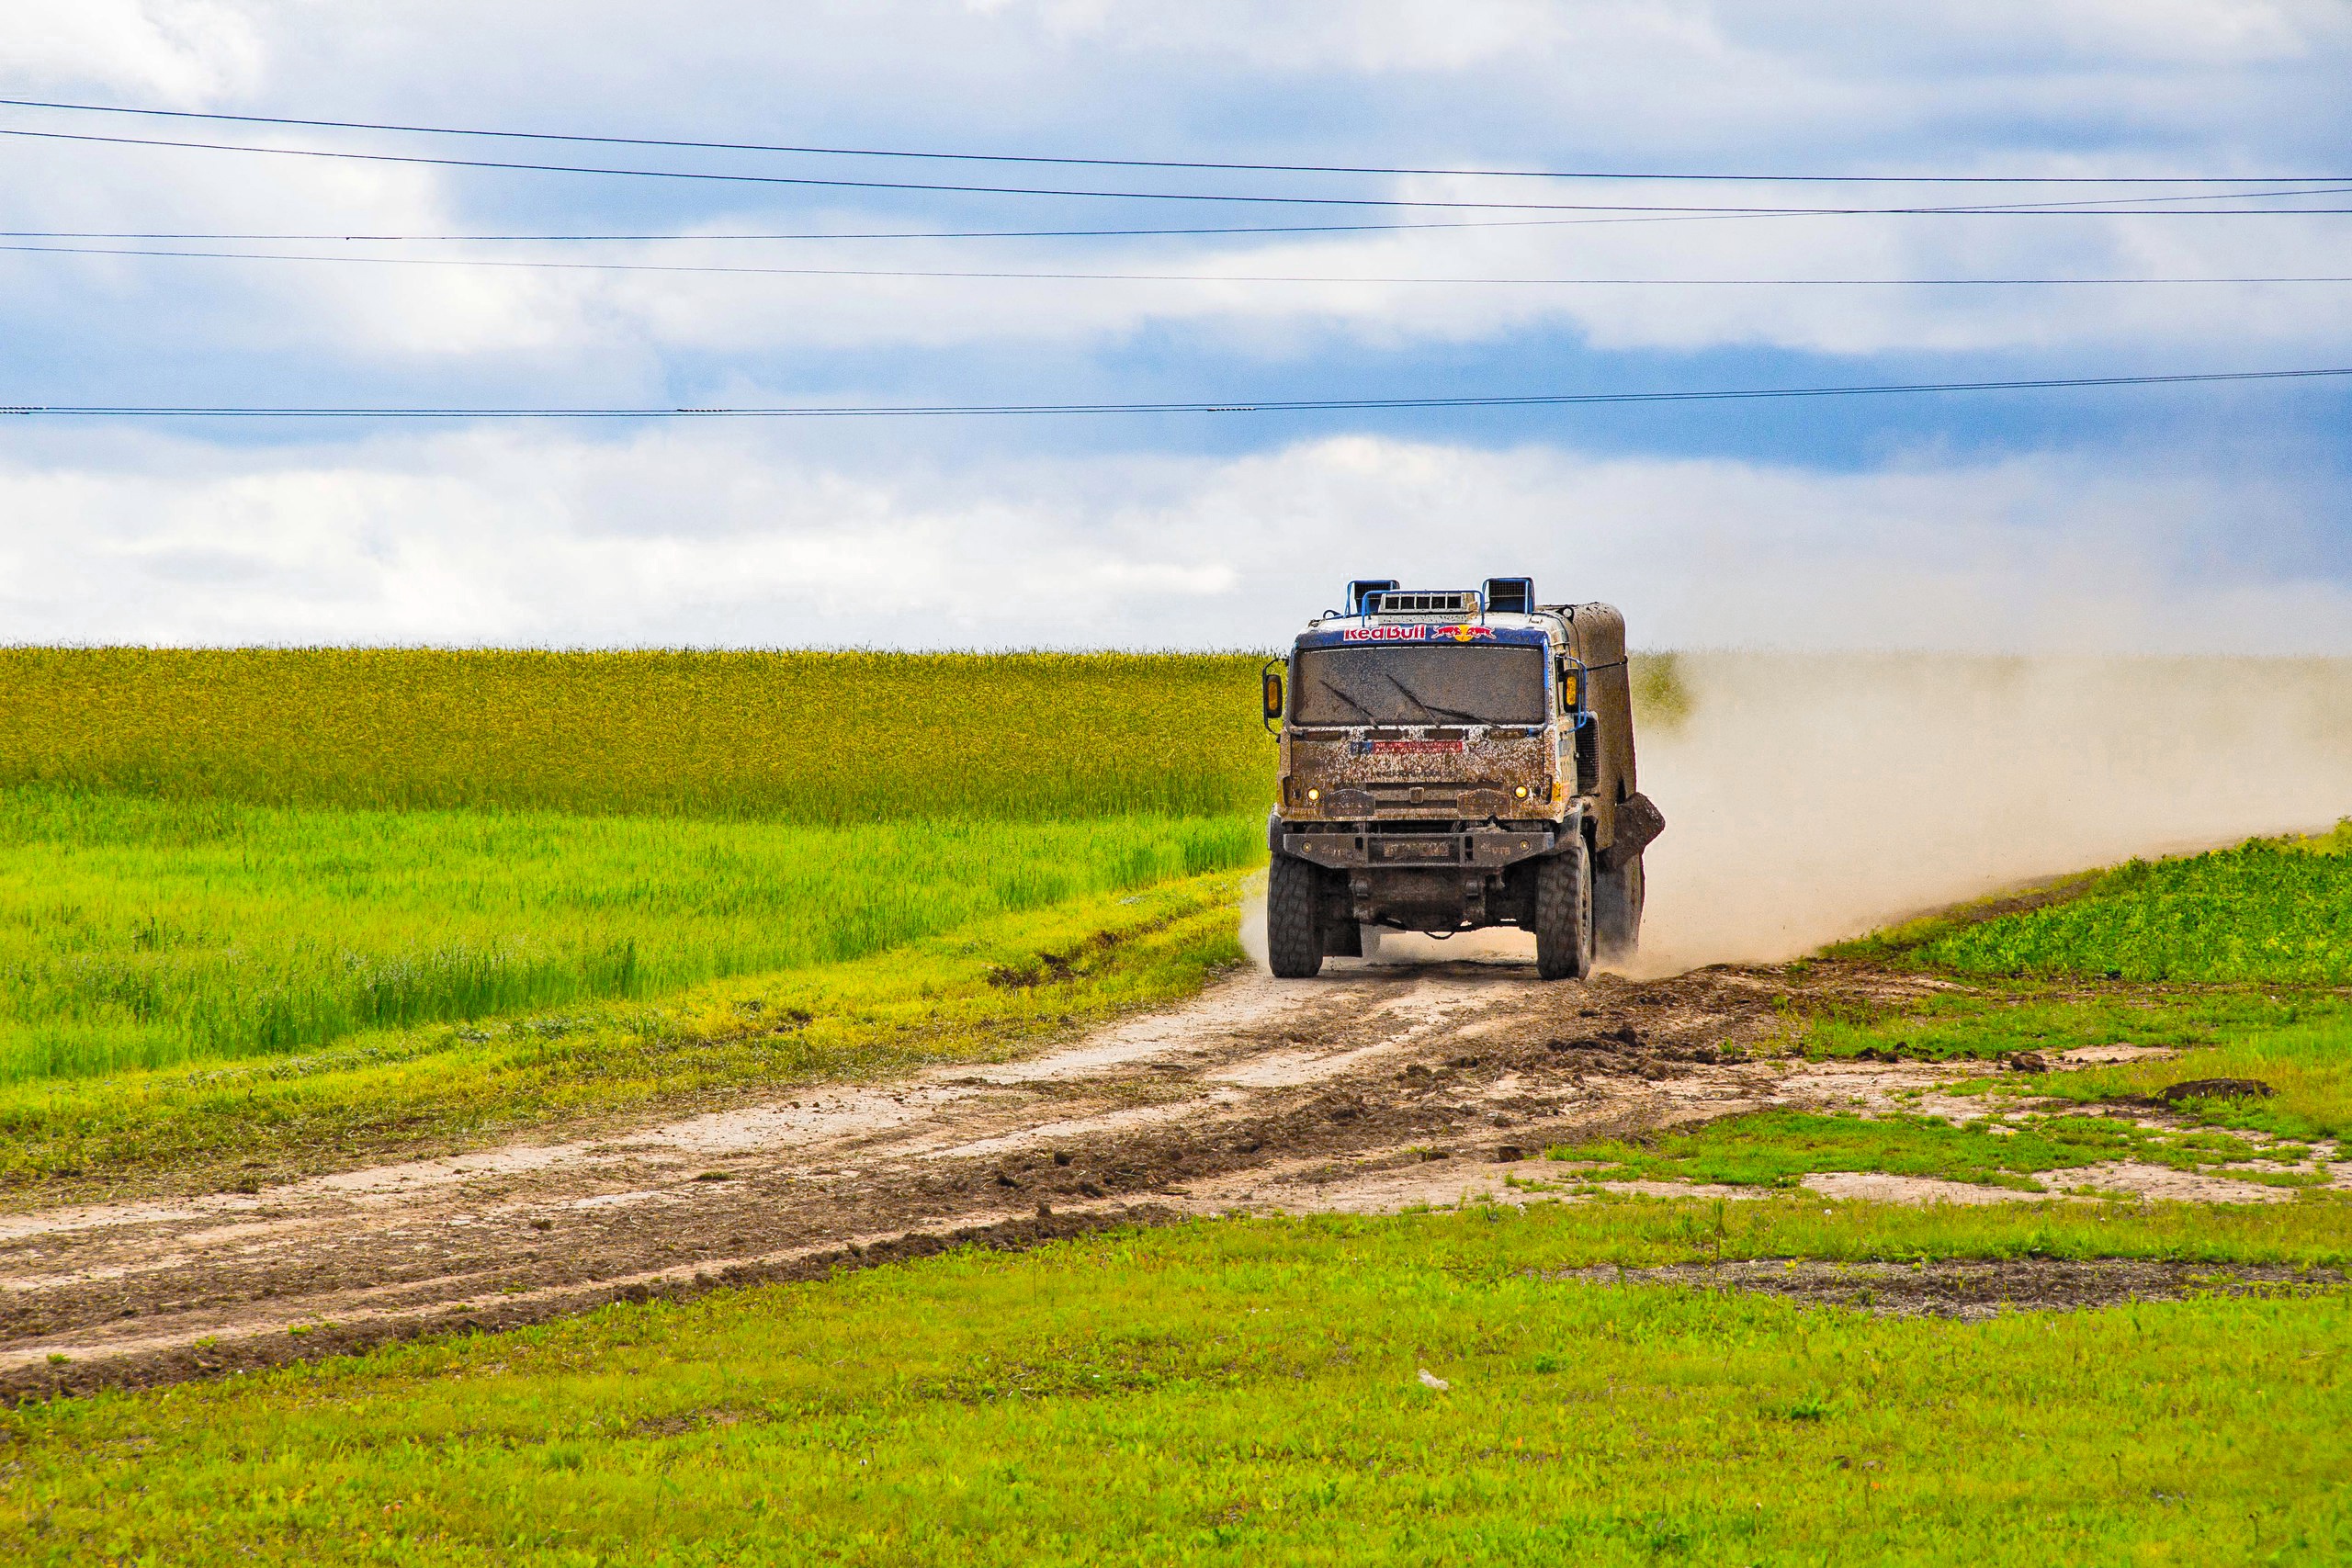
0, 954, 2259, 1399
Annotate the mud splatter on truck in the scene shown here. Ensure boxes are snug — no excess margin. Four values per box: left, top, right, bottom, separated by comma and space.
1262, 578, 1663, 980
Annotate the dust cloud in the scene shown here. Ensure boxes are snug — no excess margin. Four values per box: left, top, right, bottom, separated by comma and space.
1634, 654, 2352, 973
1243, 655, 2352, 978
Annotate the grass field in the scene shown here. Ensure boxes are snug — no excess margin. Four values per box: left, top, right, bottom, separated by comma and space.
0, 787, 1255, 1083
4, 1201, 2346, 1565
1857, 821, 2352, 984
0, 649, 1284, 1187
0, 870, 1248, 1189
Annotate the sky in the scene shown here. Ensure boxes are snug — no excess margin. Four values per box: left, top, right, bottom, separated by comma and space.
1, 0, 2349, 651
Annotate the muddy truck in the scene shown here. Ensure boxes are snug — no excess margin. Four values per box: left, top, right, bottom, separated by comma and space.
1261, 577, 1664, 980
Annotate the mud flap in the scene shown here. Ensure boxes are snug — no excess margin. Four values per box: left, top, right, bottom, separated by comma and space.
1599, 791, 1665, 872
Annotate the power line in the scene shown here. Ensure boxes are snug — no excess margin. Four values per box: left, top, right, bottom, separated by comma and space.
7, 366, 2348, 420
2, 96, 2342, 186
5, 125, 2348, 217
10, 205, 2352, 248
9, 240, 2352, 288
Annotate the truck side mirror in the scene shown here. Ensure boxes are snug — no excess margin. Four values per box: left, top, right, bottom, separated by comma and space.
1262, 667, 1286, 722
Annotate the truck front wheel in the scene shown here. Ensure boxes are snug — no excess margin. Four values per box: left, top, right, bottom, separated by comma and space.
1266, 852, 1325, 978
1595, 853, 1645, 966
1533, 840, 1596, 981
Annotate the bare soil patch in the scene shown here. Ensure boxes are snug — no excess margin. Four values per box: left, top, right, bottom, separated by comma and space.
1557, 1258, 2351, 1318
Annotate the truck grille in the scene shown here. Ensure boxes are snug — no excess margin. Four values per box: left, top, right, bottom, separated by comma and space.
1324, 784, 1510, 818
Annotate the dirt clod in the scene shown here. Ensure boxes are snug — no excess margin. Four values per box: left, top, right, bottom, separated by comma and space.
2157, 1078, 2274, 1102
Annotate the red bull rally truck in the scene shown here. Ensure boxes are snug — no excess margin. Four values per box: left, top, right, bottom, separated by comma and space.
1261, 577, 1663, 981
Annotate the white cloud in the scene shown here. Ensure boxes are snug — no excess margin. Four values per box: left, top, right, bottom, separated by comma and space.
4, 1, 2347, 367
3, 428, 2345, 653
0, 0, 265, 101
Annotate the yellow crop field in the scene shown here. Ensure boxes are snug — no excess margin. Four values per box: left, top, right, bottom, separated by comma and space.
0, 647, 1274, 822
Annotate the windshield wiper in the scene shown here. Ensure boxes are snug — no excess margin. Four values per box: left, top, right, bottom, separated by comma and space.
1374, 671, 1484, 725
1313, 679, 1381, 725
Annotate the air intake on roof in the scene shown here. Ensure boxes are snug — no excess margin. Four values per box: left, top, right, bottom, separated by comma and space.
1347, 579, 1399, 614
1482, 577, 1534, 615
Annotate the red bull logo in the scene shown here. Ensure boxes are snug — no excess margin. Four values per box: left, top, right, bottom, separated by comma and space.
1340, 623, 1495, 643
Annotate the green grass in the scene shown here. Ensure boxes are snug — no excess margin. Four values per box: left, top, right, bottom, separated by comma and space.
0, 870, 1248, 1193
1545, 1109, 2324, 1193
1892, 827, 2352, 984
0, 647, 1275, 822
1786, 982, 2352, 1065
0, 787, 1259, 1084
1962, 1014, 2352, 1145
5, 1201, 2347, 1565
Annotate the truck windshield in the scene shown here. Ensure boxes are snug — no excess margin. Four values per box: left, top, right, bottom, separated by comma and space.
1291, 644, 1546, 727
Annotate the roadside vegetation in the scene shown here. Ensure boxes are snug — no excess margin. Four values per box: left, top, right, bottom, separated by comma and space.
0, 649, 1291, 1193
0, 787, 1254, 1083
0, 871, 1246, 1191
4, 1201, 2346, 1564
1835, 819, 2352, 983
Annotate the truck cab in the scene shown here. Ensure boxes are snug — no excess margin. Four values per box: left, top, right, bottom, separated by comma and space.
1261, 576, 1662, 980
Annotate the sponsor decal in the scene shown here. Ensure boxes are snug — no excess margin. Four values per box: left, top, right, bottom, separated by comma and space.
1337, 623, 1498, 643
1368, 739, 1465, 755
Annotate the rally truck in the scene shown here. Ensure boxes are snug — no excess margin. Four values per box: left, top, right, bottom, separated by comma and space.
1260, 577, 1663, 980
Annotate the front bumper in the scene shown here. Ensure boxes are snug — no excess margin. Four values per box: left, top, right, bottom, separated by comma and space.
1280, 825, 1556, 871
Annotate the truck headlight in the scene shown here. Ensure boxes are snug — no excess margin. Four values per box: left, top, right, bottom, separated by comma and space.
1306, 788, 1320, 802
1513, 785, 1528, 799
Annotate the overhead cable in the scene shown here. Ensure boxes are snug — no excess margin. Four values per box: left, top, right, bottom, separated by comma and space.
7, 366, 2349, 421
7, 240, 2351, 287
6, 209, 2352, 243
4, 125, 2348, 217
0, 96, 2342, 186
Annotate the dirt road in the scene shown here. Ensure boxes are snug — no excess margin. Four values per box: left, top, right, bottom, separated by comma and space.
0, 954, 2314, 1398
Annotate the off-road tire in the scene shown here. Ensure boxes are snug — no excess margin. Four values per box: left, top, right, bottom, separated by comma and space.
1533, 839, 1596, 981
1266, 852, 1325, 978
1595, 852, 1645, 965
